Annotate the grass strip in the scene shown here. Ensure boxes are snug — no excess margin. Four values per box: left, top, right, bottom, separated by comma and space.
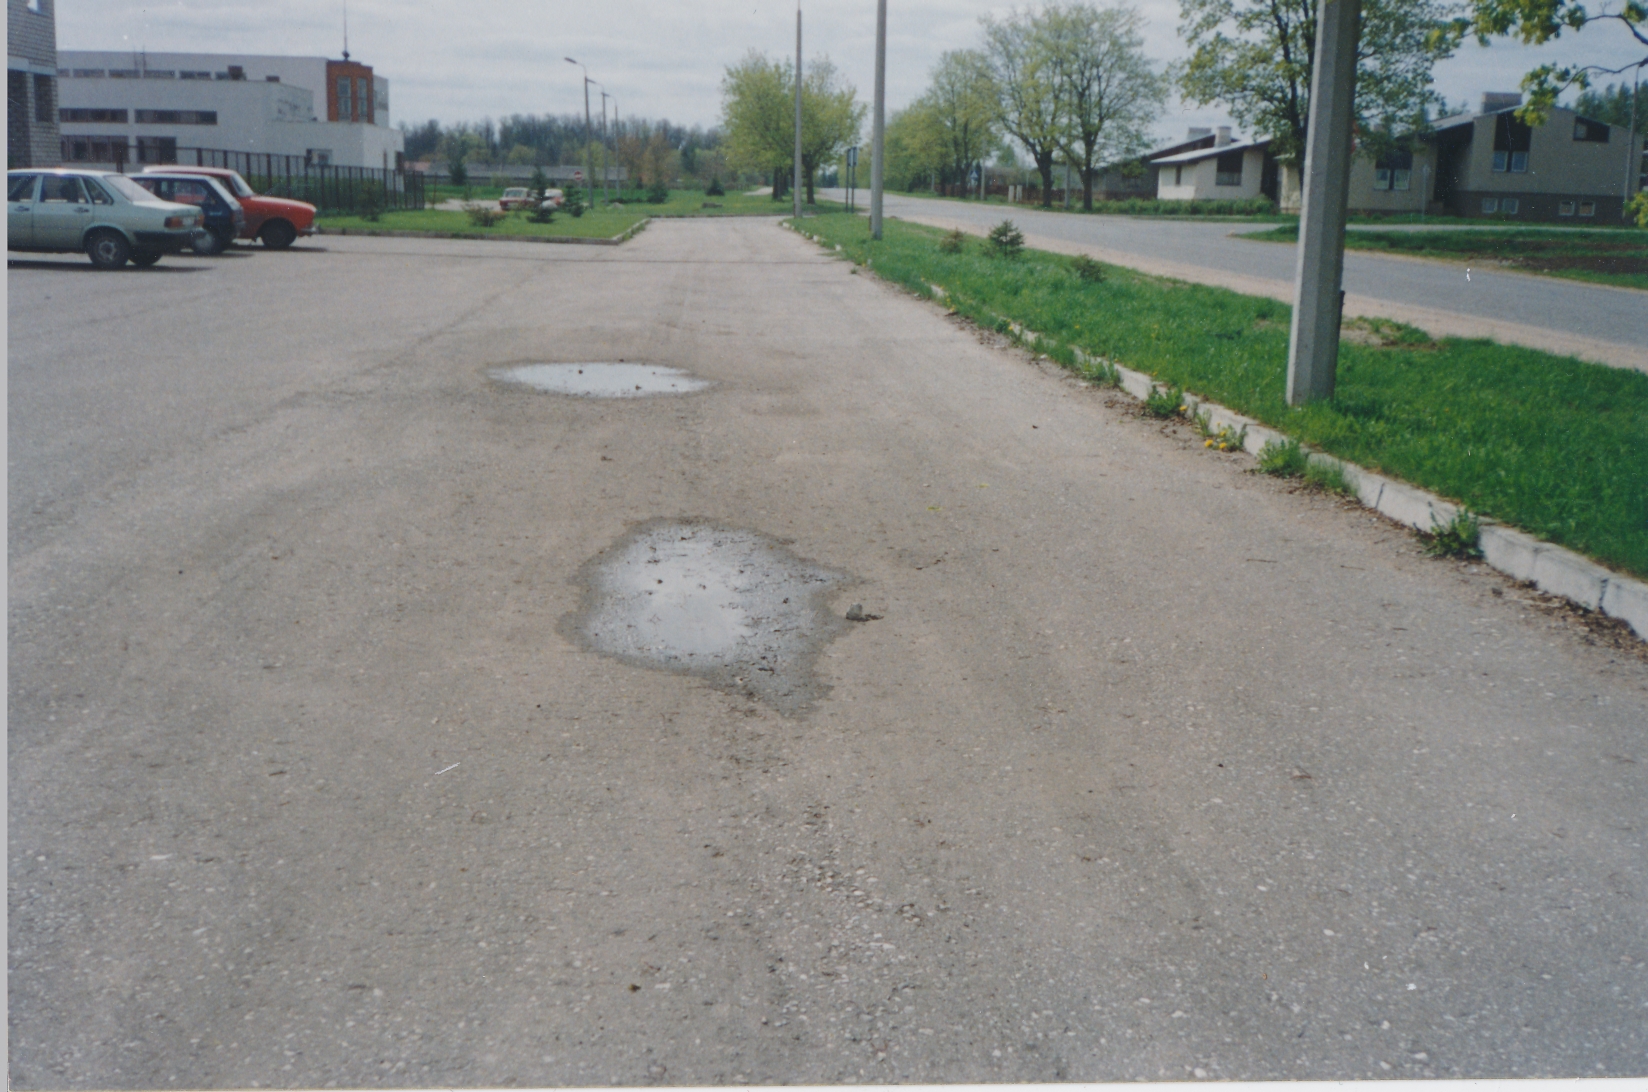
797, 212, 1648, 578
1242, 223, 1648, 290
320, 192, 841, 238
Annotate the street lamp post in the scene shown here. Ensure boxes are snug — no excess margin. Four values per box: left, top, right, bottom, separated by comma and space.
565, 57, 594, 210
870, 0, 886, 238
600, 89, 612, 204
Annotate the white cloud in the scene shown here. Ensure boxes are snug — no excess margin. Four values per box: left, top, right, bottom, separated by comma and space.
56, 0, 1645, 142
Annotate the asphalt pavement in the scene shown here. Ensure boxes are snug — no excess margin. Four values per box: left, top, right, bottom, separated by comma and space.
8, 225, 1648, 1087
829, 190, 1646, 371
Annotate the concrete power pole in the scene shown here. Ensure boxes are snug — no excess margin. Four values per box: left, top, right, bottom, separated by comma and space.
795, 5, 804, 219
870, 0, 887, 239
1285, 0, 1361, 405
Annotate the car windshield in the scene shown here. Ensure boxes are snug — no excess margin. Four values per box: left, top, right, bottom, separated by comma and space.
101, 174, 159, 203
224, 171, 256, 198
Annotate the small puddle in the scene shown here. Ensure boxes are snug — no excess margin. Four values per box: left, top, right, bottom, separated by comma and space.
490, 363, 709, 397
565, 521, 849, 714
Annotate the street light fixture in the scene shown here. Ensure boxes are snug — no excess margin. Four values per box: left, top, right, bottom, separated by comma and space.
600, 89, 613, 203
565, 57, 594, 209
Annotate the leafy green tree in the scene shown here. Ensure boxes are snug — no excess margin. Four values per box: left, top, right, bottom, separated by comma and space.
448, 154, 468, 188
1574, 81, 1647, 125
1446, 0, 1646, 122
983, 7, 1069, 205
880, 104, 943, 190
1178, 0, 1461, 159
918, 50, 1001, 191
1046, 3, 1169, 210
720, 51, 865, 204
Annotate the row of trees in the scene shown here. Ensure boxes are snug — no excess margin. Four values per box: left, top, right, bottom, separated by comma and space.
719, 54, 867, 203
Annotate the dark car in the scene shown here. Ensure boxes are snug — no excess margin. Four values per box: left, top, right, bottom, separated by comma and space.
131, 173, 246, 255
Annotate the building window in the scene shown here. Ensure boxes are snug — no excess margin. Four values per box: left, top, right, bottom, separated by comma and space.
1373, 147, 1413, 191
33, 75, 53, 123
1559, 200, 1575, 216
1501, 198, 1519, 214
1174, 164, 1183, 186
307, 148, 332, 166
356, 77, 370, 121
136, 135, 178, 163
1480, 197, 1499, 213
27, 0, 41, 11
61, 107, 130, 123
266, 74, 281, 82
134, 109, 218, 125
1492, 113, 1531, 172
71, 68, 106, 78
1215, 151, 1243, 186
1573, 118, 1610, 142
337, 77, 352, 121
1578, 201, 1596, 216
61, 135, 129, 163
179, 70, 212, 80
142, 70, 176, 79
108, 68, 140, 79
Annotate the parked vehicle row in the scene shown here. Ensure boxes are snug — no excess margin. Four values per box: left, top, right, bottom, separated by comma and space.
7, 165, 318, 269
498, 186, 565, 211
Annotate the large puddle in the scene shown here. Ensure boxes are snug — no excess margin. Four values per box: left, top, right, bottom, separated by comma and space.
490, 363, 709, 398
565, 522, 849, 714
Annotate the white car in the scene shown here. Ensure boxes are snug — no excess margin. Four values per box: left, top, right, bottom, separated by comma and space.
8, 168, 203, 269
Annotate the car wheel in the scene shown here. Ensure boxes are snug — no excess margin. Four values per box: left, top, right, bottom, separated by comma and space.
130, 251, 163, 267
192, 229, 229, 256
260, 219, 297, 249
85, 230, 131, 270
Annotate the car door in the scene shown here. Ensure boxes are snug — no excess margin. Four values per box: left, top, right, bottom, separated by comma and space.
34, 175, 94, 249
8, 173, 39, 248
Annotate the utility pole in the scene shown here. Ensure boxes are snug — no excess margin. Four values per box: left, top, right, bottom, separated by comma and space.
1625, 59, 1644, 223
601, 89, 612, 204
1285, 0, 1361, 405
565, 57, 594, 210
870, 0, 887, 238
794, 4, 804, 218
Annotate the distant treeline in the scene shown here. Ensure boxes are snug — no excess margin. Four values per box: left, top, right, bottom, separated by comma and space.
398, 114, 726, 176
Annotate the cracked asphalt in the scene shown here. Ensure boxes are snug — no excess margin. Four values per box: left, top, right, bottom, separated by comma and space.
8, 221, 1647, 1087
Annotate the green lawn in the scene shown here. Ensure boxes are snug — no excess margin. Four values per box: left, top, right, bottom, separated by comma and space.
1242, 224, 1648, 290
319, 191, 842, 239
796, 213, 1648, 578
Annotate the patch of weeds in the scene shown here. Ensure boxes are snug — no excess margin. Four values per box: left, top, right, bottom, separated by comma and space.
1257, 437, 1309, 476
1071, 254, 1106, 282
705, 177, 726, 197
463, 202, 506, 228
1340, 316, 1436, 350
1082, 358, 1121, 387
987, 220, 1025, 258
938, 228, 968, 254
1202, 422, 1248, 452
1144, 385, 1185, 419
1303, 459, 1356, 496
1424, 509, 1483, 558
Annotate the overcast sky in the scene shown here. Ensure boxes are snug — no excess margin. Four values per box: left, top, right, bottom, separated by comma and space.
57, 0, 1646, 143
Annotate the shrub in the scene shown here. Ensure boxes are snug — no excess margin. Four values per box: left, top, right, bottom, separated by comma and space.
1424, 509, 1483, 558
358, 180, 385, 222
987, 219, 1025, 257
647, 182, 669, 204
562, 193, 585, 218
937, 228, 967, 254
448, 156, 468, 187
463, 202, 506, 228
1257, 437, 1309, 476
1071, 254, 1106, 282
1144, 384, 1185, 418
705, 177, 726, 197
529, 165, 550, 196
528, 202, 556, 224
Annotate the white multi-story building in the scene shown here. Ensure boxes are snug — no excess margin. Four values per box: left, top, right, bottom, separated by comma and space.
56, 50, 403, 170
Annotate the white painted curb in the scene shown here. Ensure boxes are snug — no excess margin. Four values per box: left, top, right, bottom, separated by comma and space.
799, 224, 1648, 641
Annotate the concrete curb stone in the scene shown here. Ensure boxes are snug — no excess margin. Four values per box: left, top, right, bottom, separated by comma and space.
793, 224, 1648, 641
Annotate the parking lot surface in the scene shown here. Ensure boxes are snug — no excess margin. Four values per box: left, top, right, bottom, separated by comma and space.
8, 226, 1647, 1086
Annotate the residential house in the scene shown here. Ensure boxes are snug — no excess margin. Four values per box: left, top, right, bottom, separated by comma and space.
1154, 131, 1279, 202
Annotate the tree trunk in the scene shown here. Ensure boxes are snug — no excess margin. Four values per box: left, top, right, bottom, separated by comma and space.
806, 165, 816, 206
1082, 166, 1095, 211
1035, 154, 1056, 208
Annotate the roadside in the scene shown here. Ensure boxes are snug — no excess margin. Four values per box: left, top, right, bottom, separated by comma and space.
791, 212, 1648, 594
834, 189, 1645, 372
1239, 223, 1648, 291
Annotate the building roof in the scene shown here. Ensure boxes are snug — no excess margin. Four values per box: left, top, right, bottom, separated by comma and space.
1151, 137, 1269, 165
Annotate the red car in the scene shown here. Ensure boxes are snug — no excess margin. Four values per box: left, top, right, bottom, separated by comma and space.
140, 165, 315, 249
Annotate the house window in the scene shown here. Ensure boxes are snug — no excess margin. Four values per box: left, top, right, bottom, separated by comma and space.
1559, 200, 1575, 216
1174, 165, 1183, 186
1373, 148, 1413, 191
337, 77, 352, 121
1480, 197, 1499, 213
1215, 151, 1243, 186
60, 107, 130, 123
1578, 201, 1595, 217
1492, 114, 1531, 172
1573, 118, 1610, 142
1501, 198, 1519, 214
33, 75, 53, 123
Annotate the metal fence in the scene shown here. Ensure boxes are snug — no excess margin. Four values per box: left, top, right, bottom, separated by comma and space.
57, 140, 425, 213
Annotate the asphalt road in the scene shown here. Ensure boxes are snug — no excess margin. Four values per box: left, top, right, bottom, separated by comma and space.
829, 190, 1646, 370
8, 225, 1648, 1087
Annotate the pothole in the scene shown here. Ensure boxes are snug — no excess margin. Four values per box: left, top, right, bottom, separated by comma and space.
564, 521, 849, 714
489, 363, 709, 397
